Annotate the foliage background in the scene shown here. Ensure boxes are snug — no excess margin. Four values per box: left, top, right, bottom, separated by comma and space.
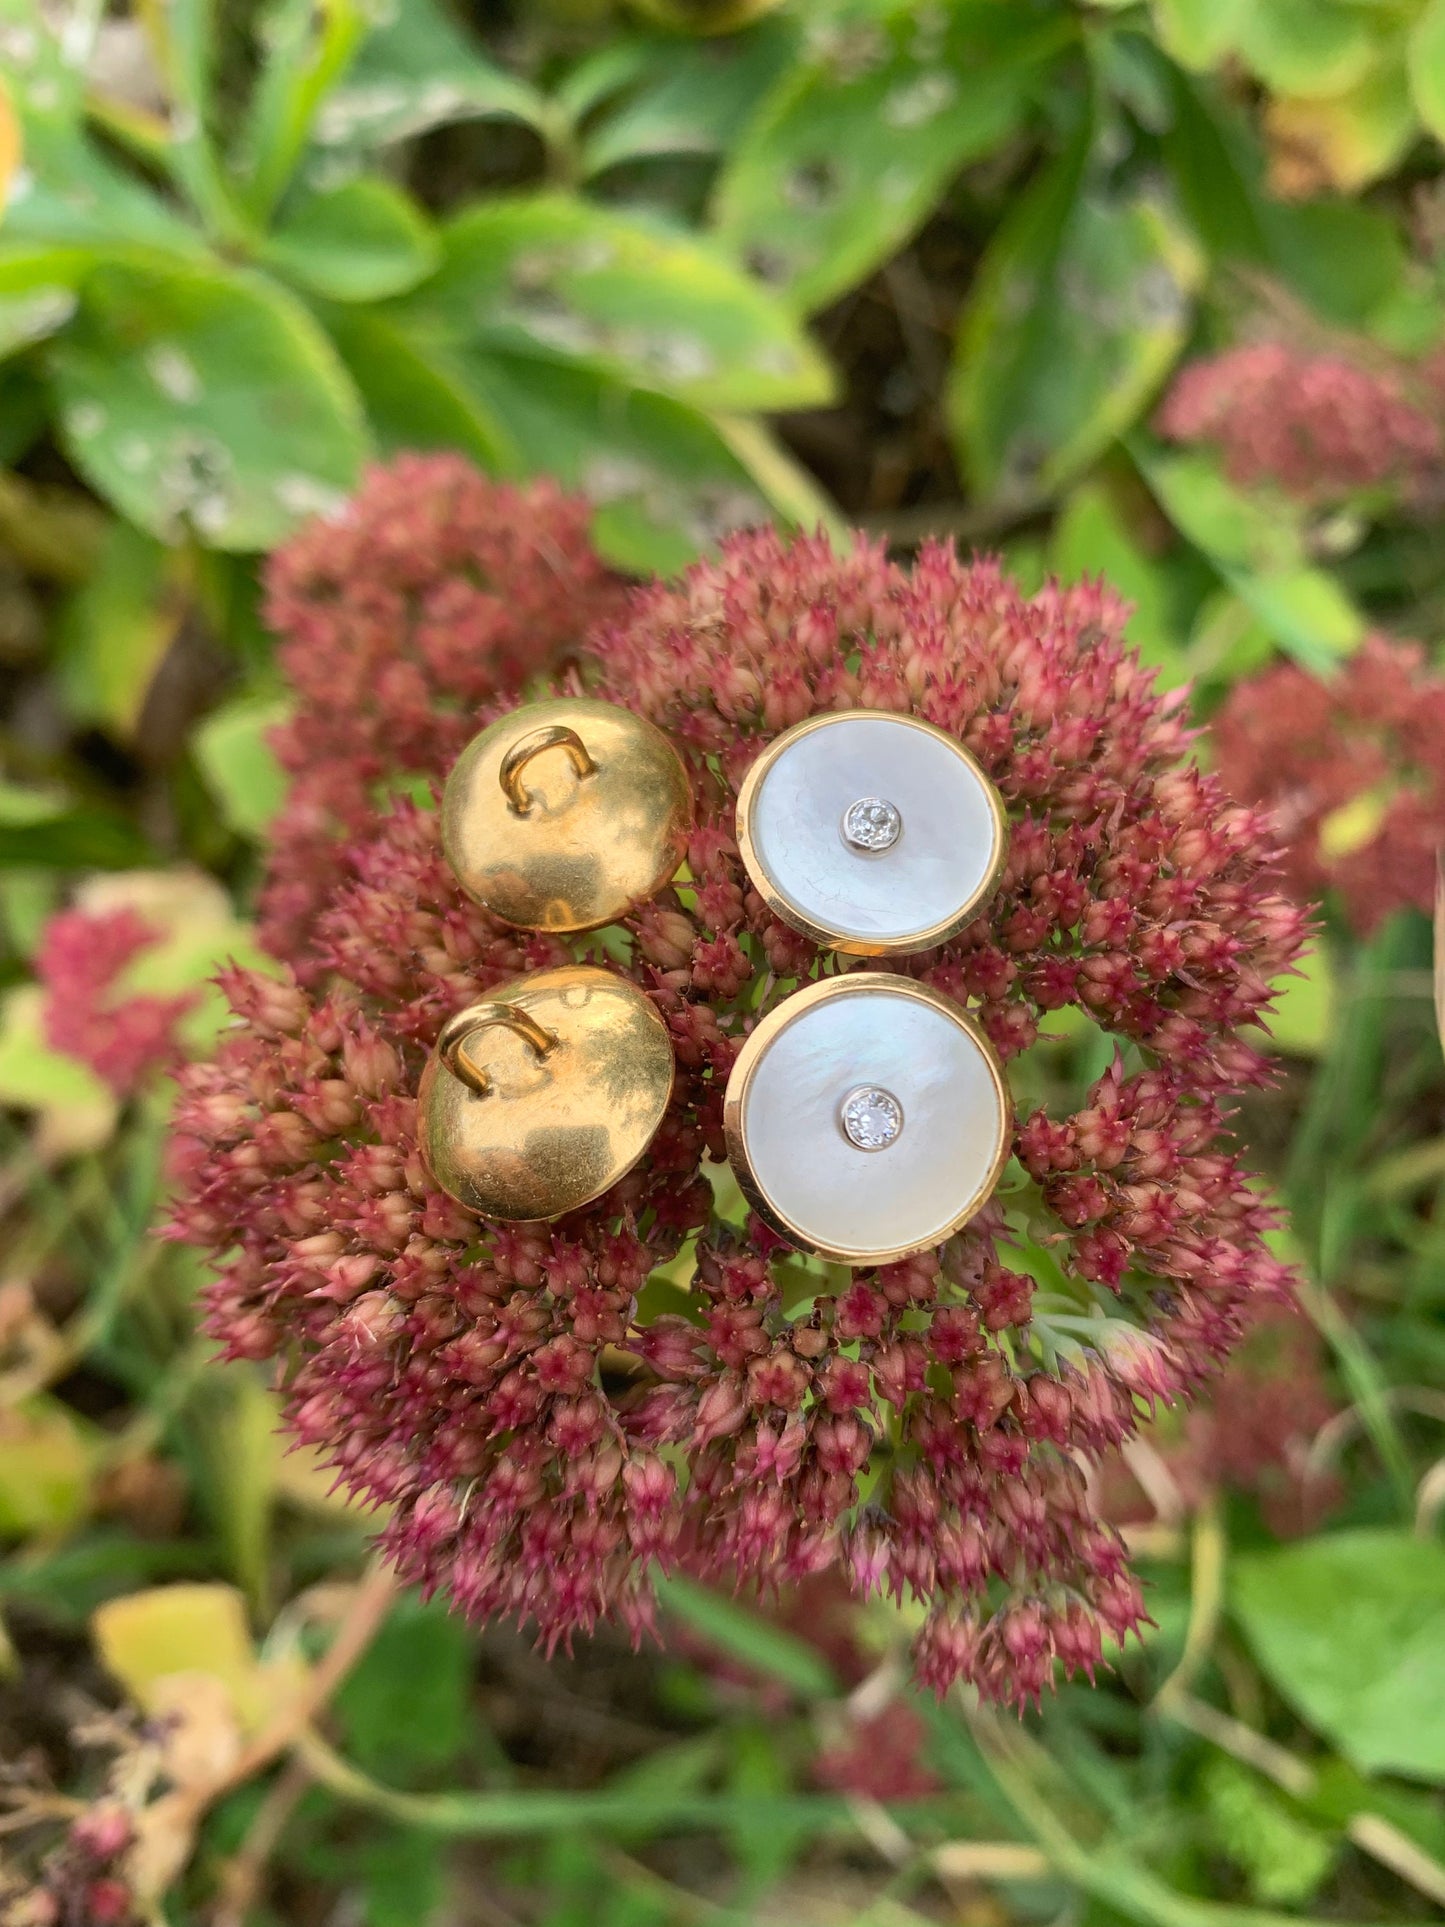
2, 0, 1445, 1922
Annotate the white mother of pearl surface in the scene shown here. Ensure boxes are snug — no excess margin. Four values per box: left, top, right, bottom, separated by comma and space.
730, 977, 1008, 1264
741, 713, 1003, 953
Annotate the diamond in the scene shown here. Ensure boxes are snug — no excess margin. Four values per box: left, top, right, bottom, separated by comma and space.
840, 1085, 904, 1151
842, 796, 902, 852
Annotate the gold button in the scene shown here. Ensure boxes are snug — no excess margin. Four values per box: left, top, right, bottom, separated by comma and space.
736, 710, 1006, 955
723, 974, 1010, 1266
442, 697, 694, 934
419, 966, 675, 1221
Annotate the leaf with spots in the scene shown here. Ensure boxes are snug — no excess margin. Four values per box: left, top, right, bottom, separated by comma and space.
949, 152, 1205, 504
712, 0, 1060, 314
50, 259, 370, 551
393, 192, 835, 415
305, 0, 548, 153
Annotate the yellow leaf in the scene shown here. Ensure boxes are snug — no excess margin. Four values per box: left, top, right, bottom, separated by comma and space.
1318, 784, 1392, 860
92, 1584, 258, 1718
1266, 61, 1417, 196
0, 78, 19, 218
0, 986, 117, 1159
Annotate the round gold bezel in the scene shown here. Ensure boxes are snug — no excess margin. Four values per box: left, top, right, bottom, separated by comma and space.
734, 709, 1009, 957
721, 971, 1013, 1266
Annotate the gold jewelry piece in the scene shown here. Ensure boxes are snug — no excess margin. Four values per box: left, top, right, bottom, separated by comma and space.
722, 973, 1010, 1266
735, 710, 1007, 956
442, 697, 694, 934
419, 965, 675, 1221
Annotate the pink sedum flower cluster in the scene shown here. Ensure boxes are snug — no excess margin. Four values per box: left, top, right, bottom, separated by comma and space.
1156, 341, 1442, 501
259, 455, 624, 972
38, 908, 194, 1098
1212, 633, 1445, 934
170, 472, 1308, 1711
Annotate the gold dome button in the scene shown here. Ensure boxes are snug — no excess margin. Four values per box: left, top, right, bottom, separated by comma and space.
736, 710, 1006, 955
419, 965, 675, 1221
442, 697, 694, 934
723, 974, 1010, 1266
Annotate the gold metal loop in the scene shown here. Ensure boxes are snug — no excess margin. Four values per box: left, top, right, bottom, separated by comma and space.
500, 725, 597, 816
437, 1002, 558, 1098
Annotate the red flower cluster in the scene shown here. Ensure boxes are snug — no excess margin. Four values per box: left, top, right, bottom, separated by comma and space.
1156, 341, 1442, 500
11, 1802, 137, 1927
170, 497, 1307, 1711
1212, 633, 1445, 933
37, 908, 194, 1098
259, 455, 624, 971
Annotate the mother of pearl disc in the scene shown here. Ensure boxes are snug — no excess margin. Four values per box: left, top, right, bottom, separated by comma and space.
723, 974, 1011, 1267
736, 710, 1006, 956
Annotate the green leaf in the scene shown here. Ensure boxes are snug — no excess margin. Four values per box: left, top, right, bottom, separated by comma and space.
1267, 946, 1336, 1057
1134, 451, 1301, 575
1236, 0, 1378, 98
355, 1826, 447, 1927
437, 349, 775, 572
579, 20, 797, 177
1200, 1757, 1336, 1907
1233, 1531, 1445, 1783
262, 178, 440, 302
51, 260, 369, 551
321, 304, 518, 472
54, 524, 178, 737
1409, 0, 1445, 142
308, 0, 548, 151
402, 193, 835, 414
0, 121, 202, 256
335, 1594, 475, 1780
192, 694, 292, 838
0, 0, 89, 126
713, 0, 1053, 315
0, 1530, 214, 1626
237, 0, 367, 218
1134, 449, 1365, 671
1161, 72, 1275, 267
658, 1573, 839, 1699
1151, 0, 1247, 72
951, 159, 1204, 503
1231, 566, 1366, 672
0, 1398, 96, 1538
1261, 198, 1407, 329
0, 807, 156, 871
185, 1372, 281, 1610
0, 247, 82, 360
335, 306, 824, 570
1048, 480, 1185, 683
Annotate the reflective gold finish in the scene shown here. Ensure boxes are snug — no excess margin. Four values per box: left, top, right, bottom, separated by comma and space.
437, 1000, 557, 1096
500, 724, 597, 815
442, 697, 694, 933
419, 965, 675, 1221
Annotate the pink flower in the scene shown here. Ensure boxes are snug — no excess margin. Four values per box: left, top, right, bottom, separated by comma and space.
259, 455, 625, 973
170, 516, 1306, 1711
37, 908, 194, 1098
1212, 633, 1445, 933
1157, 341, 1442, 500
